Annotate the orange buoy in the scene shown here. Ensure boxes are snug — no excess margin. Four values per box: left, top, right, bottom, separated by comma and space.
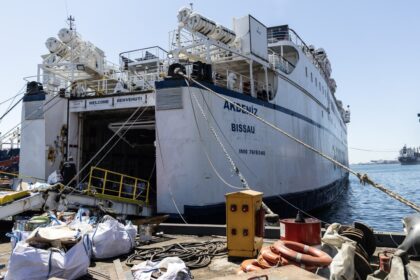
272, 240, 332, 267
280, 256, 318, 272
240, 259, 263, 272
257, 254, 275, 269
259, 246, 281, 265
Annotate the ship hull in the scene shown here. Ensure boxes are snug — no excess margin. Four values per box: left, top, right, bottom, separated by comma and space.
155, 79, 349, 221
398, 159, 420, 165
183, 175, 349, 223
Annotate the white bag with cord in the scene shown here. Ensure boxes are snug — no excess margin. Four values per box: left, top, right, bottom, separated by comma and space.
319, 223, 357, 280
5, 236, 91, 280
329, 242, 356, 280
89, 215, 136, 259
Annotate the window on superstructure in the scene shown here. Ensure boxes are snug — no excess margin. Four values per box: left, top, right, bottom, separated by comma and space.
305, 67, 308, 77
315, 77, 317, 86
311, 73, 313, 82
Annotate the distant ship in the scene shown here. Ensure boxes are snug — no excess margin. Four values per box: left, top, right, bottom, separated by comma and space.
398, 145, 420, 165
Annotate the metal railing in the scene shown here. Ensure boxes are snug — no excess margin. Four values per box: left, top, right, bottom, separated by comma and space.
120, 46, 168, 67
267, 28, 331, 84
268, 51, 296, 74
87, 166, 150, 205
213, 69, 273, 100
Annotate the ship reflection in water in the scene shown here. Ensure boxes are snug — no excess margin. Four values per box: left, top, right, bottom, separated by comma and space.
316, 163, 420, 232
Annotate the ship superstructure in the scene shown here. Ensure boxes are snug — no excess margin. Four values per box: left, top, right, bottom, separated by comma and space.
18, 9, 350, 221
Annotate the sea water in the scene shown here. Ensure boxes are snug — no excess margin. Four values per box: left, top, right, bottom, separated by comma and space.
317, 163, 420, 232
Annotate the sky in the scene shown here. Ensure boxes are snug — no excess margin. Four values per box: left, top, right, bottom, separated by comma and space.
0, 0, 419, 164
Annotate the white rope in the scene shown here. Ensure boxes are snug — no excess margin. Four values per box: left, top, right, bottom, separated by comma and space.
186, 79, 278, 217
0, 84, 25, 106
187, 79, 250, 189
188, 88, 243, 190
196, 87, 258, 178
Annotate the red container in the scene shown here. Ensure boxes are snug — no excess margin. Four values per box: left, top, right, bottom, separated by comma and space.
379, 252, 392, 273
280, 218, 321, 245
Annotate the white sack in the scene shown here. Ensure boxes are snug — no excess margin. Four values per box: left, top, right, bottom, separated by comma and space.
320, 223, 357, 280
132, 257, 191, 280
89, 216, 136, 259
47, 170, 63, 184
329, 242, 356, 280
5, 236, 91, 280
7, 230, 31, 250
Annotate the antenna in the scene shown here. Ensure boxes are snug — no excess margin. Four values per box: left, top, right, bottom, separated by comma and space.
189, 2, 193, 11
67, 15, 75, 30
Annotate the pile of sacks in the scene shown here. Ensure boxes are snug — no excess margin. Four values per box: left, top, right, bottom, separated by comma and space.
4, 210, 136, 280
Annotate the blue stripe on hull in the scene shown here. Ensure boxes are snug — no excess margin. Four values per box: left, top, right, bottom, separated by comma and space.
156, 79, 340, 141
163, 174, 349, 224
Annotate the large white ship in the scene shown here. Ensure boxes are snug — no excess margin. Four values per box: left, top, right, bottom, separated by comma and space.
17, 8, 350, 222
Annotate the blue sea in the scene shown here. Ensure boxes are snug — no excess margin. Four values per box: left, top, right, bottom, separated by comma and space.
316, 163, 420, 232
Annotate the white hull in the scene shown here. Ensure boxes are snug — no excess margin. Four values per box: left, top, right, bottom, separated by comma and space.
155, 80, 348, 215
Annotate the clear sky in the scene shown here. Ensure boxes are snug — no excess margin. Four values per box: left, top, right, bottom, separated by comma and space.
0, 0, 419, 163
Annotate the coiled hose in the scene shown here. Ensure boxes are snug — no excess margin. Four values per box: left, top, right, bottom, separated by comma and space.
126, 240, 227, 269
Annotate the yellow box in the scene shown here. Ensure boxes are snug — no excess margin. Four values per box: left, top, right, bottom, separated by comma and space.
226, 190, 264, 258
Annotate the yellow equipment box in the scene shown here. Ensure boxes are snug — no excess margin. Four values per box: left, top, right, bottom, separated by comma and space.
0, 190, 30, 205
226, 190, 264, 258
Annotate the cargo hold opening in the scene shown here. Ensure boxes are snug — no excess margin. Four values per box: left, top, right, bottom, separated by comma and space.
80, 108, 156, 207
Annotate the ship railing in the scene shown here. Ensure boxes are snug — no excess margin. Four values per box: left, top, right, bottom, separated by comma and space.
169, 27, 275, 99
213, 69, 272, 100
79, 78, 120, 96
87, 166, 150, 206
79, 72, 160, 96
268, 50, 296, 75
169, 28, 230, 63
128, 72, 162, 91
268, 28, 331, 85
169, 29, 197, 51
119, 46, 168, 70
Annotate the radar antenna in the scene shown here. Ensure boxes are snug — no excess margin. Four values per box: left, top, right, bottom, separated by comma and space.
67, 15, 75, 30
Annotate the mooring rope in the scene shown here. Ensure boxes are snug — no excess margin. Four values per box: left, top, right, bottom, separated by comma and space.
186, 79, 250, 189
176, 71, 420, 213
186, 79, 277, 218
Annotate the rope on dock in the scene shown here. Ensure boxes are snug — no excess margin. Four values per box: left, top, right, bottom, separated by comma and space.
126, 240, 226, 269
177, 71, 420, 213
